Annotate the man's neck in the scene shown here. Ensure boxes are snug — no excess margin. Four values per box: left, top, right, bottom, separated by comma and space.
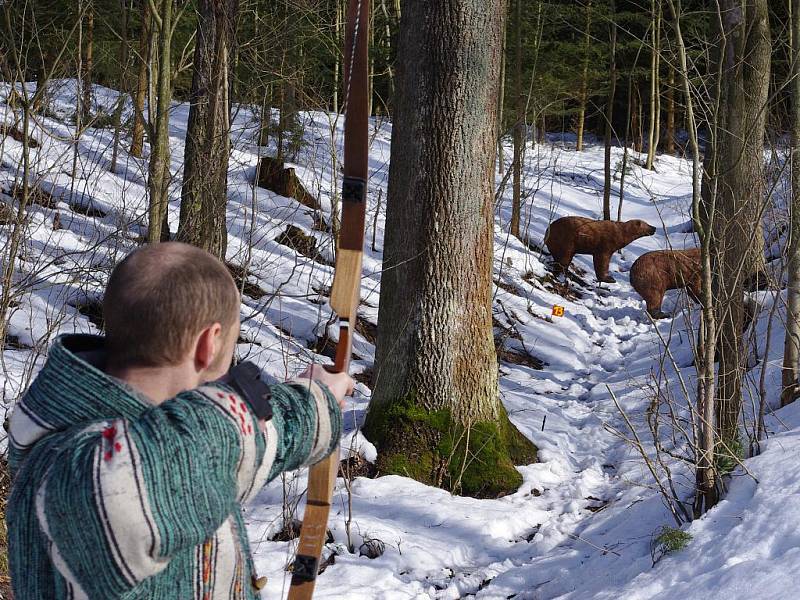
105, 363, 199, 405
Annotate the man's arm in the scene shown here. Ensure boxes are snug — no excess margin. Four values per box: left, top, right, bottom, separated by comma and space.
33, 378, 343, 598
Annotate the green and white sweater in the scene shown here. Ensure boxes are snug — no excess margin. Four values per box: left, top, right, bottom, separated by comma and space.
7, 335, 342, 600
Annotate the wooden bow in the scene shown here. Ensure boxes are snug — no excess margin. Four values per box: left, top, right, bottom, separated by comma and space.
287, 0, 369, 597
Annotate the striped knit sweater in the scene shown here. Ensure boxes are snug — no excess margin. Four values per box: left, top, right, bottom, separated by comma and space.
6, 334, 342, 600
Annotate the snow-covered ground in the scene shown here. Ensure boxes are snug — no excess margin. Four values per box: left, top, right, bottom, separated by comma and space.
1, 81, 798, 599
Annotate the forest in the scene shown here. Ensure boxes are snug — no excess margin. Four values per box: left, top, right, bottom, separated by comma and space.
0, 0, 798, 598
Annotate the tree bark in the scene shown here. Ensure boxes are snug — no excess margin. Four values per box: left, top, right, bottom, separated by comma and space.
708, 0, 771, 451
652, 5, 662, 156
178, 0, 239, 260
619, 72, 633, 220
130, 0, 152, 158
576, 0, 592, 152
82, 1, 94, 116
147, 0, 174, 244
603, 0, 617, 221
111, 0, 131, 173
664, 62, 676, 154
510, 0, 523, 238
645, 0, 660, 170
365, 0, 536, 498
665, 0, 718, 514
380, 0, 395, 103
783, 0, 800, 407
497, 23, 506, 173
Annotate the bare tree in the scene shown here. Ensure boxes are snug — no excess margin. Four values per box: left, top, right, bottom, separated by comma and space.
82, 0, 94, 116
510, 0, 523, 238
147, 0, 176, 243
645, 0, 661, 171
576, 0, 592, 152
665, 0, 718, 514
130, 0, 152, 158
603, 0, 617, 221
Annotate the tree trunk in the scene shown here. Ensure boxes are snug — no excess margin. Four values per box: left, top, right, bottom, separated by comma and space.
709, 0, 771, 452
178, 0, 239, 260
665, 0, 718, 514
130, 0, 152, 158
497, 23, 506, 173
632, 85, 643, 153
365, 0, 536, 498
510, 0, 523, 238
82, 1, 94, 116
576, 0, 592, 152
652, 4, 662, 156
783, 0, 800, 407
333, 0, 342, 114
147, 0, 174, 244
618, 73, 633, 220
645, 0, 659, 170
603, 0, 617, 220
380, 0, 395, 103
665, 62, 676, 154
111, 0, 131, 173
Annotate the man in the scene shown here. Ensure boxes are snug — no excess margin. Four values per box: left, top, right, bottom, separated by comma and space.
6, 242, 353, 599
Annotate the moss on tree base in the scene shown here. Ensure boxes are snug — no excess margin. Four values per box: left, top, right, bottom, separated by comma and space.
363, 396, 537, 498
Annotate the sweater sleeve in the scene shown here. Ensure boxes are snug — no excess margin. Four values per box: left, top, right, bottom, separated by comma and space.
32, 380, 342, 598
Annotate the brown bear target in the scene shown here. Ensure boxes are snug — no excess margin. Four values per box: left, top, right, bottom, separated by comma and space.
544, 216, 657, 283
630, 248, 701, 319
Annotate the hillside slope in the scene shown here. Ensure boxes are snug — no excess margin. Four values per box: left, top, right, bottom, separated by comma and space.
0, 82, 796, 599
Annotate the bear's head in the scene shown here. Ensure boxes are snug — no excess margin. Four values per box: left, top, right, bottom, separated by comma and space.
624, 219, 657, 239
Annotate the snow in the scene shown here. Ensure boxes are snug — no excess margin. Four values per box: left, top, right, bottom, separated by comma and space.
2, 81, 799, 599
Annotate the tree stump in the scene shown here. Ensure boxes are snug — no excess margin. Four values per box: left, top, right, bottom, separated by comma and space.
257, 156, 320, 211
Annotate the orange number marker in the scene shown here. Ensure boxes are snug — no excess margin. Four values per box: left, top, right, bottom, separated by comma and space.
552, 305, 565, 317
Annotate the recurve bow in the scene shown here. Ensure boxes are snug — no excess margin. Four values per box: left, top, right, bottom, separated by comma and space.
287, 0, 370, 597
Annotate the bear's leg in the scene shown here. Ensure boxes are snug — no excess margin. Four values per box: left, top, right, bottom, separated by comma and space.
641, 288, 669, 319
554, 252, 574, 280
593, 252, 615, 284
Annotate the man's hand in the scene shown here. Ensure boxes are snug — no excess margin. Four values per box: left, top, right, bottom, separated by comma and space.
298, 365, 354, 410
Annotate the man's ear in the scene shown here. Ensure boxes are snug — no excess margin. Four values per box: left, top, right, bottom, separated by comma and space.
194, 323, 223, 372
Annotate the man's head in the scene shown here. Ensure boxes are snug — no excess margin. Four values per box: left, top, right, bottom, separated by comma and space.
103, 242, 240, 389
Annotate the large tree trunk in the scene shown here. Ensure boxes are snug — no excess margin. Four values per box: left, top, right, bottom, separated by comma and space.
708, 0, 770, 452
365, 0, 536, 498
130, 0, 152, 158
783, 0, 800, 407
147, 0, 174, 243
576, 0, 592, 152
178, 0, 239, 260
603, 0, 617, 221
510, 0, 523, 238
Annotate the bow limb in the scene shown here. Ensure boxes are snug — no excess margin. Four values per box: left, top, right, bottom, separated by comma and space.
288, 0, 369, 597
